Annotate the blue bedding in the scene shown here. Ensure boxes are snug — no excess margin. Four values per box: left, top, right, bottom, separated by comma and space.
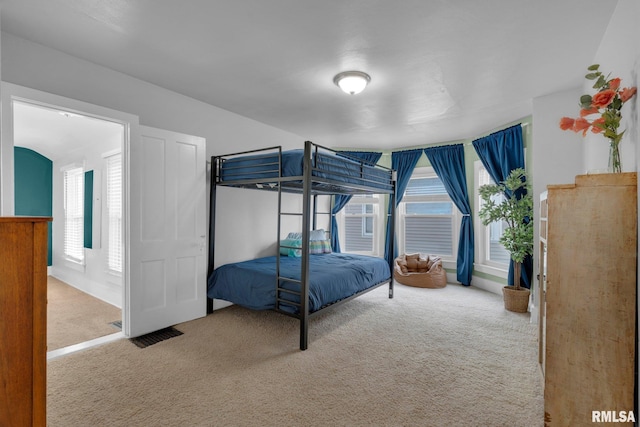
219, 149, 391, 190
208, 253, 390, 313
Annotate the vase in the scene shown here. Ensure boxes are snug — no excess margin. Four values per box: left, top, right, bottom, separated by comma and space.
608, 141, 622, 173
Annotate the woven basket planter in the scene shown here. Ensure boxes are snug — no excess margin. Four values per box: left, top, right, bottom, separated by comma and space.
502, 286, 530, 313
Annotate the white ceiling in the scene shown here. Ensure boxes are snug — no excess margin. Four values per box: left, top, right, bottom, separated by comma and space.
1, 0, 618, 152
13, 101, 124, 161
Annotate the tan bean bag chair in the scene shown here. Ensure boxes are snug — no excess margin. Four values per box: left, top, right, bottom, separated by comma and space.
394, 253, 447, 288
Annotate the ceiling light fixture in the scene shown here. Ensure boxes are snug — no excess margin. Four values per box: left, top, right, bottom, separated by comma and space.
333, 71, 371, 95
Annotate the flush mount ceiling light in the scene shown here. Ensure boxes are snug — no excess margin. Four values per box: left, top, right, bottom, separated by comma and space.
333, 71, 371, 95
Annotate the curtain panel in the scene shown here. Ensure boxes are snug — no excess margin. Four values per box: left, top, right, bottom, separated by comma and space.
472, 124, 532, 288
330, 151, 382, 252
423, 144, 474, 286
383, 149, 423, 265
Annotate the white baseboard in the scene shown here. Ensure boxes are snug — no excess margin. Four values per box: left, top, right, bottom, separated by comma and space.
50, 269, 122, 308
469, 274, 504, 295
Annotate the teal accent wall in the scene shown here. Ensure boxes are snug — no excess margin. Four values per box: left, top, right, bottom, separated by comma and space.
14, 147, 53, 265
84, 170, 93, 248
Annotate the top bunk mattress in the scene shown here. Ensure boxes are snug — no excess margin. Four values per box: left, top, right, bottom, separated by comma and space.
208, 253, 391, 313
217, 148, 393, 192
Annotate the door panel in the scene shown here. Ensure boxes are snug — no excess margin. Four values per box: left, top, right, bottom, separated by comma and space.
127, 126, 206, 337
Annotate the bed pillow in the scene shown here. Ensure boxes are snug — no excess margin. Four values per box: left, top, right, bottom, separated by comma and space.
309, 239, 332, 254
309, 229, 327, 241
279, 238, 302, 257
287, 229, 327, 241
286, 232, 303, 240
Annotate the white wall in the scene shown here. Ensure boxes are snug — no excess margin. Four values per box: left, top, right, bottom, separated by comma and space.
1, 32, 307, 300
530, 87, 585, 321
586, 0, 639, 173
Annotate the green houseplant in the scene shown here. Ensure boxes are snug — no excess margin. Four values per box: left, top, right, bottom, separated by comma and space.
478, 168, 533, 312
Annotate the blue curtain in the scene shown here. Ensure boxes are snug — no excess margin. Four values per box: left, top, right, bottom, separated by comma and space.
423, 144, 473, 286
384, 149, 423, 265
472, 124, 532, 288
330, 151, 382, 252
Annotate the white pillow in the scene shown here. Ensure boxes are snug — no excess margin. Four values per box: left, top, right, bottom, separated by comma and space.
309, 229, 326, 241
286, 229, 327, 241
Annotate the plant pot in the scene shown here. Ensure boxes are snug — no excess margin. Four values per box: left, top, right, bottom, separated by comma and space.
502, 286, 530, 313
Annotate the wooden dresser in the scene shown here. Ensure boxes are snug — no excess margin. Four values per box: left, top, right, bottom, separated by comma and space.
540, 173, 637, 426
0, 217, 52, 427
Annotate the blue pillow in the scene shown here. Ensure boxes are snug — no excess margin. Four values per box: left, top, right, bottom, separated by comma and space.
279, 238, 302, 257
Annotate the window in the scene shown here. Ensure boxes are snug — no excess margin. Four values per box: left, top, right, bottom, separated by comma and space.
63, 166, 84, 264
106, 153, 123, 274
338, 194, 382, 255
475, 162, 510, 270
398, 168, 458, 260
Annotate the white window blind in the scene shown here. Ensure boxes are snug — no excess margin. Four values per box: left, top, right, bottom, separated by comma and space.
106, 153, 123, 274
63, 167, 84, 263
399, 169, 457, 259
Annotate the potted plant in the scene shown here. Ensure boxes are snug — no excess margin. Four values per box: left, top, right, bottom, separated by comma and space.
478, 168, 533, 313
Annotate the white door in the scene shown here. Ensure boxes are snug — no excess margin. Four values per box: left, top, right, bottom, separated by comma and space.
126, 126, 207, 337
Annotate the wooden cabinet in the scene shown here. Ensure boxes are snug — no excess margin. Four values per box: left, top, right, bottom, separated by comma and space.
0, 217, 51, 427
542, 173, 636, 426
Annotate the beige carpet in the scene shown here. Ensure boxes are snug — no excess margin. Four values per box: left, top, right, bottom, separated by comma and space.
47, 276, 121, 351
47, 283, 544, 426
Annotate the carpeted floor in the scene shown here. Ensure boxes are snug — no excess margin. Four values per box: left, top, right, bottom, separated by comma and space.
47, 276, 121, 351
47, 283, 544, 426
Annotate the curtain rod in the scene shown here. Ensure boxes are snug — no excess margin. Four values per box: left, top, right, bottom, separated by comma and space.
463, 122, 529, 146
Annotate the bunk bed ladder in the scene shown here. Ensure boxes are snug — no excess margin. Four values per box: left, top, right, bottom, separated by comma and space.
274, 141, 313, 350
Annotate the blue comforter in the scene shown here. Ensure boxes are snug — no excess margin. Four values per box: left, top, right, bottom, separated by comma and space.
208, 253, 390, 313
219, 149, 391, 190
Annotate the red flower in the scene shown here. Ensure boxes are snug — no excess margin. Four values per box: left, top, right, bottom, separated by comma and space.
591, 89, 616, 108
620, 87, 637, 102
559, 65, 636, 145
559, 117, 575, 130
609, 78, 621, 90
573, 117, 591, 136
580, 107, 599, 117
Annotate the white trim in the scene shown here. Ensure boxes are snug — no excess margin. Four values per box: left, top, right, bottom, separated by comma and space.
47, 332, 124, 361
60, 161, 85, 172
471, 274, 504, 296
474, 160, 511, 270
102, 148, 121, 158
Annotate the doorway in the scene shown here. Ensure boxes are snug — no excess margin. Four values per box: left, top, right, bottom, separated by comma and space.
2, 83, 135, 356
13, 100, 125, 353
2, 82, 208, 352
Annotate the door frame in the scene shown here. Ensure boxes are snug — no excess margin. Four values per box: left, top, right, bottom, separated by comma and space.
1, 82, 139, 335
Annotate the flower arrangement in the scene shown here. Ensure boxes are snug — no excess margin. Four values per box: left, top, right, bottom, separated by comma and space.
559, 64, 637, 173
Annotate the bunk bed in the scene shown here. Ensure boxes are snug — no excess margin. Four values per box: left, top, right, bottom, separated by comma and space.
207, 140, 397, 350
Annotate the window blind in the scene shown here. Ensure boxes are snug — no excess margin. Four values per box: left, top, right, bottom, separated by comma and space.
404, 216, 453, 255
106, 153, 123, 273
63, 167, 84, 263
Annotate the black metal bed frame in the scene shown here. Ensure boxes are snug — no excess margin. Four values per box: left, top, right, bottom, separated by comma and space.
207, 140, 397, 350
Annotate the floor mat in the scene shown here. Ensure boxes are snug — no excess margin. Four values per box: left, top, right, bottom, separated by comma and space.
129, 326, 183, 348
